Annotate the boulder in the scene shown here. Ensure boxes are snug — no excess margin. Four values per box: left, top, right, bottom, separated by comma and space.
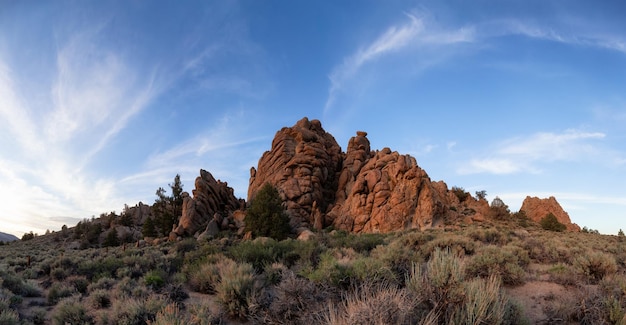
173, 169, 241, 237
520, 196, 580, 231
248, 117, 342, 228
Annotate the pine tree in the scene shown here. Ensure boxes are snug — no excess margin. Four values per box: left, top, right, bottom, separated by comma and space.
142, 217, 157, 238
103, 228, 120, 247
245, 183, 291, 240
540, 213, 566, 232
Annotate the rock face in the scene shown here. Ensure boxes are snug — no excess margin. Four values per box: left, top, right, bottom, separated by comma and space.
248, 118, 476, 233
173, 169, 242, 236
520, 196, 580, 232
248, 117, 342, 228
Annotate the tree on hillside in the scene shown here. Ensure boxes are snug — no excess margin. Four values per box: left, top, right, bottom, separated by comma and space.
475, 190, 487, 201
244, 183, 291, 240
103, 228, 120, 247
540, 213, 566, 232
152, 174, 185, 237
142, 217, 157, 238
489, 196, 510, 220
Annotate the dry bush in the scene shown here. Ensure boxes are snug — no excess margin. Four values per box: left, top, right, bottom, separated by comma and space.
523, 236, 571, 264
573, 251, 617, 284
420, 234, 477, 258
466, 245, 529, 285
468, 228, 506, 245
186, 254, 231, 294
110, 296, 166, 325
214, 260, 257, 319
547, 263, 579, 286
454, 275, 507, 324
89, 289, 111, 309
47, 282, 75, 305
51, 297, 94, 325
322, 283, 416, 325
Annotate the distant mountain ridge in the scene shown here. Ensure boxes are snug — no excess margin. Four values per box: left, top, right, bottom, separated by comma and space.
0, 231, 19, 242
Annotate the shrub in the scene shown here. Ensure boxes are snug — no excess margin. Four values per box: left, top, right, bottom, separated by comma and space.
90, 289, 111, 309
466, 245, 528, 285
454, 275, 508, 324
540, 213, 566, 232
573, 251, 617, 284
187, 255, 233, 294
149, 303, 189, 325
144, 270, 166, 291
52, 297, 94, 325
0, 309, 20, 325
47, 283, 74, 305
451, 186, 470, 202
323, 283, 415, 325
51, 267, 68, 281
215, 261, 257, 319
245, 183, 291, 240
66, 276, 89, 294
421, 234, 476, 258
111, 296, 165, 325
327, 232, 386, 253
254, 271, 329, 324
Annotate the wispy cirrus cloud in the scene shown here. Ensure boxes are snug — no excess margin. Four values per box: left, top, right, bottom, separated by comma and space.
324, 12, 474, 113
458, 130, 615, 175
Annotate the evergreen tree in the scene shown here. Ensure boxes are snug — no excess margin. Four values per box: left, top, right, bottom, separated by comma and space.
142, 217, 157, 238
103, 228, 120, 247
244, 183, 291, 240
619, 229, 625, 237
540, 213, 566, 232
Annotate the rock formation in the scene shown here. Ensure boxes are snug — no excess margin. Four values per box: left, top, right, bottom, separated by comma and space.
173, 169, 242, 237
520, 196, 580, 232
248, 117, 342, 228
248, 118, 482, 233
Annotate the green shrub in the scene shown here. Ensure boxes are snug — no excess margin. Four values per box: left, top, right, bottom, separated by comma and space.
244, 183, 291, 240
454, 276, 508, 324
144, 270, 166, 290
52, 297, 94, 325
466, 245, 528, 285
327, 232, 386, 253
215, 261, 257, 319
302, 250, 353, 288
540, 213, 566, 232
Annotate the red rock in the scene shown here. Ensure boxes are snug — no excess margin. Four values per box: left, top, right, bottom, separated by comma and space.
520, 196, 580, 231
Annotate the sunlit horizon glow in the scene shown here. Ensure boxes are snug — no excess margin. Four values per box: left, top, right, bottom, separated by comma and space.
1, 1, 625, 237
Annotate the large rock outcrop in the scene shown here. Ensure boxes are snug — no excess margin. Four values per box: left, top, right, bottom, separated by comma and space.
248, 119, 476, 233
327, 133, 453, 233
173, 169, 242, 236
520, 196, 580, 232
248, 117, 342, 228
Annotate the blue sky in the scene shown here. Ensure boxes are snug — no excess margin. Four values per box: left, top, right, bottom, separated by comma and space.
1, 0, 625, 237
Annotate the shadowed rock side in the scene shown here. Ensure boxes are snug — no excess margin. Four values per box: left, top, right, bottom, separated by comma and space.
520, 196, 580, 232
248, 117, 343, 228
173, 169, 242, 237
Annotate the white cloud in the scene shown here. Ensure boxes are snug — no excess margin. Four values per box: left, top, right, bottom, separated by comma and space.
324, 12, 474, 113
459, 130, 610, 175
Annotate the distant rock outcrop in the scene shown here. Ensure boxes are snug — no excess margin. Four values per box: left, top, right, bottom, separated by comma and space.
520, 196, 580, 232
0, 231, 19, 242
248, 117, 342, 228
173, 169, 242, 237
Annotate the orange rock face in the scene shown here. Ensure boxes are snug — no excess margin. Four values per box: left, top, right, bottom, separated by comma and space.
248, 118, 473, 233
173, 169, 242, 236
520, 196, 580, 232
248, 117, 342, 228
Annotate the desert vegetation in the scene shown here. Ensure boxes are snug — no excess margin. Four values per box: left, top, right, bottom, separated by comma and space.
2, 215, 626, 324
